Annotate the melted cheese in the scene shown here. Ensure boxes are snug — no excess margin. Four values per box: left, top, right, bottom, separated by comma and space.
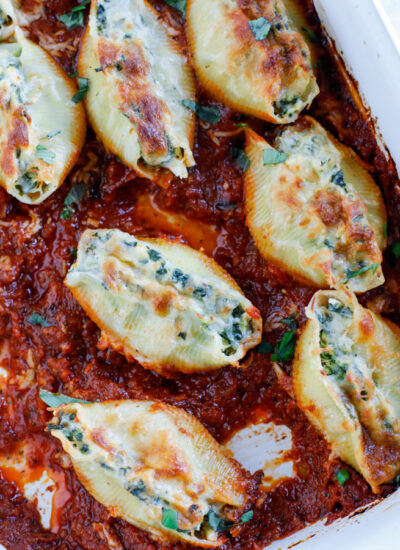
46, 398, 254, 547
64, 229, 262, 375
78, 0, 195, 183
0, 17, 85, 204
293, 289, 400, 492
186, 0, 319, 123
244, 117, 386, 292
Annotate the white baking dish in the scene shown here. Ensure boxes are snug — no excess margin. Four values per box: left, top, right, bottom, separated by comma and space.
1, 1, 399, 548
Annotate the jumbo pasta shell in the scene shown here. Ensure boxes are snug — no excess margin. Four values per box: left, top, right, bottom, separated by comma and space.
78, 0, 195, 185
0, 27, 85, 204
64, 229, 262, 375
293, 289, 400, 492
244, 117, 386, 292
186, 0, 319, 124
43, 394, 257, 547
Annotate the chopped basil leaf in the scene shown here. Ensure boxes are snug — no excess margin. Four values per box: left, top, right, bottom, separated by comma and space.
70, 70, 78, 78
42, 131, 61, 140
345, 263, 378, 280
207, 510, 233, 532
40, 389, 90, 407
29, 312, 51, 327
301, 25, 318, 43
280, 314, 298, 332
240, 510, 253, 524
148, 248, 161, 261
256, 340, 275, 354
72, 77, 89, 104
335, 468, 350, 485
61, 183, 86, 220
70, 248, 77, 262
161, 507, 178, 530
163, 0, 186, 15
181, 99, 221, 124
36, 144, 56, 165
270, 317, 298, 363
249, 17, 271, 41
392, 242, 400, 259
233, 122, 249, 128
230, 147, 250, 172
263, 148, 287, 165
58, 1, 90, 29
271, 330, 296, 363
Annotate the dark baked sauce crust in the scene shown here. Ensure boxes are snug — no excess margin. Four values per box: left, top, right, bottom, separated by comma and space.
0, 0, 399, 548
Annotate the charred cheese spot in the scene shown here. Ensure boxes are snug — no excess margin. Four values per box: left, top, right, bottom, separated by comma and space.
293, 289, 400, 493
64, 229, 262, 375
186, 0, 319, 123
78, 0, 195, 182
0, 25, 85, 204
45, 398, 256, 547
244, 117, 387, 292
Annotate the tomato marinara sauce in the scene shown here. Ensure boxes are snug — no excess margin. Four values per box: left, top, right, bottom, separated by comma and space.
0, 0, 399, 548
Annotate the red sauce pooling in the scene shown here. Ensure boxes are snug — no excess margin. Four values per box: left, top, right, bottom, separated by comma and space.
0, 0, 400, 548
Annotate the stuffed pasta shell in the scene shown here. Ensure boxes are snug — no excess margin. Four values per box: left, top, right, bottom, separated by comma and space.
78, 0, 195, 185
0, 2, 85, 204
244, 117, 386, 292
41, 391, 258, 547
65, 229, 262, 375
293, 289, 400, 492
186, 0, 319, 124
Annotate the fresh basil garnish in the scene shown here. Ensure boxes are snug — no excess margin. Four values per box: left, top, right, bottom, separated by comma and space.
61, 183, 86, 220
301, 25, 318, 43
72, 77, 90, 104
163, 0, 186, 15
58, 0, 90, 30
335, 468, 350, 486
181, 99, 221, 124
240, 510, 254, 524
40, 389, 90, 407
230, 147, 250, 172
29, 312, 51, 327
249, 17, 271, 41
345, 263, 378, 280
36, 144, 55, 165
161, 507, 179, 530
256, 340, 275, 354
263, 148, 287, 165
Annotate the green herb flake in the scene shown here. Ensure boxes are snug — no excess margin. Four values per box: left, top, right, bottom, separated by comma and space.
207, 510, 233, 532
36, 144, 56, 165
240, 510, 253, 524
230, 147, 250, 172
39, 389, 90, 407
161, 508, 179, 531
263, 148, 287, 165
29, 312, 51, 327
70, 70, 78, 78
335, 468, 350, 485
256, 340, 275, 354
280, 314, 298, 332
271, 330, 296, 363
233, 122, 249, 128
301, 25, 318, 43
42, 130, 61, 140
72, 77, 89, 104
61, 183, 86, 220
249, 17, 271, 41
392, 242, 400, 259
57, 1, 90, 30
163, 0, 186, 15
181, 99, 221, 124
345, 263, 378, 280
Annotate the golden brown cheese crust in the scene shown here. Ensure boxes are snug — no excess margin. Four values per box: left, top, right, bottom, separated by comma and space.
186, 0, 319, 123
